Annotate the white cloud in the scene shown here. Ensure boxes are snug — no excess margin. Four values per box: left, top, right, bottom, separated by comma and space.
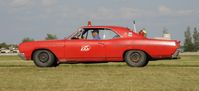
118, 7, 140, 18
9, 0, 33, 8
158, 5, 172, 15
41, 0, 57, 7
2, 1, 197, 20
158, 5, 196, 16
176, 10, 194, 16
80, 7, 158, 20
60, 7, 148, 20
4, 0, 56, 9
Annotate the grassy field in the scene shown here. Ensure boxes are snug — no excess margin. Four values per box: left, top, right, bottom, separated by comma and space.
0, 55, 199, 91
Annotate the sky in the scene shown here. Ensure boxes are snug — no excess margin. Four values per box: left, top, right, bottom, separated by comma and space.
0, 0, 199, 44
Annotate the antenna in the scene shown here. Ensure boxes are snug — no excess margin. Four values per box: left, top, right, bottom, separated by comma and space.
133, 20, 137, 33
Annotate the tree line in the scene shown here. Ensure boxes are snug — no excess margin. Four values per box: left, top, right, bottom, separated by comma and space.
22, 33, 57, 43
0, 43, 18, 49
0, 34, 57, 49
184, 26, 199, 52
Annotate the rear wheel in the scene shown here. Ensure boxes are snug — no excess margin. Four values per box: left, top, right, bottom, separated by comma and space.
33, 50, 57, 67
125, 50, 149, 67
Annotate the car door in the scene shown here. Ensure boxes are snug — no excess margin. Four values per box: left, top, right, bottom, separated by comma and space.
98, 29, 125, 61
64, 39, 106, 62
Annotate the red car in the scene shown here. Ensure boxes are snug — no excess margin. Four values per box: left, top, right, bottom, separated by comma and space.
18, 22, 180, 67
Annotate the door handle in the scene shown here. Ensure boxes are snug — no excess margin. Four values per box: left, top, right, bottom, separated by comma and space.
98, 43, 104, 45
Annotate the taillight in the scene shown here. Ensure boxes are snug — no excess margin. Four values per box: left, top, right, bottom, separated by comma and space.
175, 40, 181, 47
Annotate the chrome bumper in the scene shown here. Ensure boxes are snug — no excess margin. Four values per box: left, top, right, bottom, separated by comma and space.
172, 49, 181, 59
18, 53, 26, 60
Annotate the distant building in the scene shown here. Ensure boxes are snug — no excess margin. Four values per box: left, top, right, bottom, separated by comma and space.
163, 33, 171, 40
153, 30, 171, 40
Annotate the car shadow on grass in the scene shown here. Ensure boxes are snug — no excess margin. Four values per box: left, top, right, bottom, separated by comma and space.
60, 63, 199, 68
148, 64, 199, 67
1, 63, 199, 68
0, 64, 35, 68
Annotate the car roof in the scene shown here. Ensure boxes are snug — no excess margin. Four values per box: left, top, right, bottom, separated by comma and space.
81, 25, 133, 36
81, 25, 130, 30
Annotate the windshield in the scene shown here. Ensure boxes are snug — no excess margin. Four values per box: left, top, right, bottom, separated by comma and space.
64, 28, 84, 39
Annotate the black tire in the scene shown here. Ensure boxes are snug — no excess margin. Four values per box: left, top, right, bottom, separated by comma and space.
125, 50, 149, 67
33, 50, 57, 67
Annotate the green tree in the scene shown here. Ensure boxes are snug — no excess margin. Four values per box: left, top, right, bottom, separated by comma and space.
184, 26, 194, 52
45, 34, 57, 40
193, 27, 199, 51
22, 37, 34, 43
0, 42, 9, 49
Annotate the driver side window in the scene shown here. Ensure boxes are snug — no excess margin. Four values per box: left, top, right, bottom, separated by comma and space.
82, 28, 120, 40
86, 30, 95, 40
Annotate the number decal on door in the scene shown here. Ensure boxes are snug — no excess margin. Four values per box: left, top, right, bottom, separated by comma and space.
81, 45, 91, 52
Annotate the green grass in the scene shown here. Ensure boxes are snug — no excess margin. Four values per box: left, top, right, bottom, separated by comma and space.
0, 55, 21, 60
0, 55, 199, 91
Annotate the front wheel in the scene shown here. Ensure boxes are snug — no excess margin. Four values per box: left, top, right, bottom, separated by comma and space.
125, 50, 149, 67
33, 50, 57, 67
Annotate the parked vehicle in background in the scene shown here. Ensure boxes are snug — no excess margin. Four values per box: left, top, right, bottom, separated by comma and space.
18, 22, 181, 67
0, 48, 11, 53
9, 47, 19, 53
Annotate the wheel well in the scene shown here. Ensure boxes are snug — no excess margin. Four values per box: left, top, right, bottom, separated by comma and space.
31, 49, 58, 61
123, 49, 152, 61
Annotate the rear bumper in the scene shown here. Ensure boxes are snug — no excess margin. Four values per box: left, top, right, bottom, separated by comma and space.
172, 49, 181, 59
18, 53, 26, 60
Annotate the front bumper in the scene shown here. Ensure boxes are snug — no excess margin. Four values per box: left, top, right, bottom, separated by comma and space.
18, 53, 26, 60
172, 49, 181, 59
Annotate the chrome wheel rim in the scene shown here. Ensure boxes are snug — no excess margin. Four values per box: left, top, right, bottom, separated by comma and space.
130, 52, 141, 63
38, 52, 49, 63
